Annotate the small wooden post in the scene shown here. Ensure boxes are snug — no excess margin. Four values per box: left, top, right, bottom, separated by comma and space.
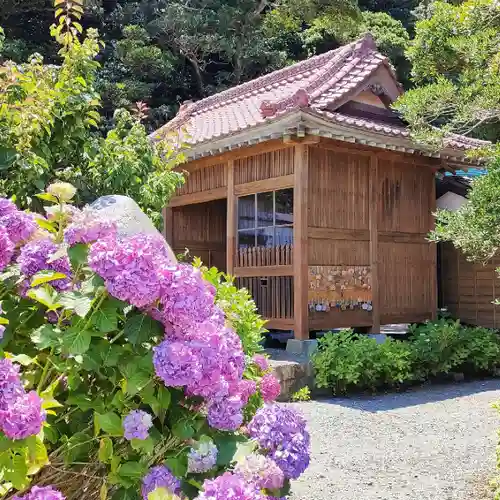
293, 144, 309, 340
369, 155, 380, 333
429, 171, 438, 320
163, 206, 174, 246
226, 160, 236, 275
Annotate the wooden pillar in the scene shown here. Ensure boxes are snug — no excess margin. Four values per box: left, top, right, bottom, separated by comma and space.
293, 144, 309, 340
163, 206, 174, 246
369, 155, 380, 333
429, 172, 438, 320
226, 160, 236, 276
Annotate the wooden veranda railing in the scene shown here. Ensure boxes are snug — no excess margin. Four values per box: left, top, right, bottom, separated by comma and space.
237, 244, 293, 267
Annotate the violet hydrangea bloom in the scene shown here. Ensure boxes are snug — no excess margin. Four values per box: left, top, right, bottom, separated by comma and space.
0, 358, 24, 411
64, 208, 117, 245
17, 238, 72, 291
12, 485, 65, 500
234, 454, 285, 491
0, 390, 46, 440
141, 465, 181, 500
123, 409, 153, 440
260, 374, 281, 403
195, 472, 265, 500
248, 405, 310, 480
0, 226, 14, 271
0, 197, 17, 217
252, 354, 269, 372
0, 211, 37, 244
89, 233, 172, 308
187, 439, 218, 473
207, 396, 244, 431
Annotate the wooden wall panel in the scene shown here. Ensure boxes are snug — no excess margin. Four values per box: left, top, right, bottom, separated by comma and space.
172, 199, 227, 270
440, 243, 500, 328
308, 147, 370, 230
309, 239, 369, 266
234, 148, 294, 185
379, 242, 434, 317
378, 160, 434, 234
177, 163, 226, 196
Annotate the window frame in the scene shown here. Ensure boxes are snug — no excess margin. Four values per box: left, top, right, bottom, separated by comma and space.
237, 188, 294, 249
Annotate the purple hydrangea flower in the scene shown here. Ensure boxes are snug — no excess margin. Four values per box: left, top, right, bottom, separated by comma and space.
17, 238, 72, 291
229, 379, 256, 404
0, 226, 14, 271
260, 374, 281, 403
0, 325, 4, 341
156, 264, 217, 329
0, 211, 37, 244
195, 472, 265, 500
187, 439, 218, 473
248, 405, 310, 479
0, 390, 46, 440
89, 233, 173, 308
0, 358, 24, 411
123, 409, 153, 440
141, 465, 181, 500
207, 396, 244, 431
234, 454, 285, 491
12, 486, 65, 500
64, 208, 117, 245
252, 354, 269, 372
0, 198, 17, 217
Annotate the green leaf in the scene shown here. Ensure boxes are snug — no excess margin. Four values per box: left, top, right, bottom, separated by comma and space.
148, 488, 179, 500
123, 370, 150, 396
7, 454, 29, 490
62, 328, 92, 355
98, 437, 113, 463
42, 398, 63, 410
0, 317, 8, 325
119, 461, 147, 479
157, 387, 171, 411
95, 412, 123, 436
31, 270, 67, 287
58, 291, 93, 317
68, 243, 89, 269
165, 455, 188, 478
36, 218, 57, 233
124, 314, 163, 347
9, 353, 35, 366
27, 286, 61, 310
0, 147, 17, 171
214, 434, 249, 466
63, 432, 92, 465
111, 488, 140, 500
93, 301, 119, 333
130, 437, 154, 454
172, 421, 194, 440
81, 274, 105, 295
35, 193, 59, 203
27, 436, 49, 469
100, 482, 108, 500
31, 324, 60, 349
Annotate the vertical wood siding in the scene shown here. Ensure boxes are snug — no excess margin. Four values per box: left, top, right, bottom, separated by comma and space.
234, 148, 294, 184
440, 243, 500, 328
177, 163, 226, 195
172, 200, 227, 270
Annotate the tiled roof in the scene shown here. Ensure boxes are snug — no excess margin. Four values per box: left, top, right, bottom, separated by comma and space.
155, 33, 487, 156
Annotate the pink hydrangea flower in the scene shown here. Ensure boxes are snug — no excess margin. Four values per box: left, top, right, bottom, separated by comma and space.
195, 472, 265, 500
0, 390, 45, 440
260, 374, 281, 402
234, 453, 285, 490
252, 354, 269, 371
0, 226, 14, 271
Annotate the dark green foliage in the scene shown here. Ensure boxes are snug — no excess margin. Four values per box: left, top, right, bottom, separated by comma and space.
0, 0, 416, 131
313, 321, 500, 394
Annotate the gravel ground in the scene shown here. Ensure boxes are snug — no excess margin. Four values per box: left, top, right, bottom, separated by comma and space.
289, 379, 500, 500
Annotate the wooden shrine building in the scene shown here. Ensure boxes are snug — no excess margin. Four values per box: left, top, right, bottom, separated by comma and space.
155, 34, 483, 341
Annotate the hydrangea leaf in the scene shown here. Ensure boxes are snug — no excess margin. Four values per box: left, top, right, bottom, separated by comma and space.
95, 412, 124, 436
131, 436, 154, 454
214, 434, 248, 466
68, 243, 89, 269
172, 421, 195, 440
31, 270, 67, 287
98, 437, 113, 463
31, 324, 60, 349
165, 454, 188, 478
118, 461, 148, 479
62, 328, 92, 355
62, 432, 93, 465
124, 313, 163, 346
92, 301, 119, 332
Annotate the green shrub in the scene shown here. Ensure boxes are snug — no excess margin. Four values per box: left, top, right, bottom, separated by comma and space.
314, 321, 500, 394
291, 387, 311, 402
312, 330, 413, 394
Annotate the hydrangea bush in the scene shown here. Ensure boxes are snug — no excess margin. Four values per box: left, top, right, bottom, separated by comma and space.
0, 185, 310, 500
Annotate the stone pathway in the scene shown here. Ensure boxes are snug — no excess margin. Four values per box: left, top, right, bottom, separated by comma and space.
289, 379, 500, 500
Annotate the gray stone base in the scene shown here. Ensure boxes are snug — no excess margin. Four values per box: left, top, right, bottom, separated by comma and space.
286, 339, 318, 357
270, 357, 314, 402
